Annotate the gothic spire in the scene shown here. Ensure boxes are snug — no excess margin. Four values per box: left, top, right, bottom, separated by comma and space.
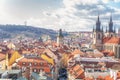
96, 13, 101, 31
97, 12, 100, 22
109, 13, 113, 32
110, 13, 112, 22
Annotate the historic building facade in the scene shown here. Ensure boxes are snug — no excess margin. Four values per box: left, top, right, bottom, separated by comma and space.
93, 15, 103, 50
92, 14, 120, 58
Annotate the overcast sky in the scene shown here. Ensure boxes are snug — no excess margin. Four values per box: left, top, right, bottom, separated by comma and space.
0, 0, 120, 31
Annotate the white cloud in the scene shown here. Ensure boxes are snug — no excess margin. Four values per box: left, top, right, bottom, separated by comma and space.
114, 0, 120, 2
0, 0, 120, 31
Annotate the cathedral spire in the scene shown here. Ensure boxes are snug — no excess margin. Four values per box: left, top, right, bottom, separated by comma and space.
110, 13, 112, 22
96, 13, 101, 31
109, 13, 113, 32
97, 12, 100, 22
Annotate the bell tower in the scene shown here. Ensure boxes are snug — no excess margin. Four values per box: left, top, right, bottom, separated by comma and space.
108, 14, 116, 37
93, 14, 103, 50
57, 29, 64, 46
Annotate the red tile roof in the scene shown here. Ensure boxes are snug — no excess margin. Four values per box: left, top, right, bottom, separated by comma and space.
72, 49, 84, 56
18, 57, 51, 73
102, 50, 114, 56
97, 75, 104, 80
69, 64, 85, 79
103, 37, 120, 44
104, 75, 113, 80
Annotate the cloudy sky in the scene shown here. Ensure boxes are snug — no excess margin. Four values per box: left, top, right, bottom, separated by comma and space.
0, 0, 120, 31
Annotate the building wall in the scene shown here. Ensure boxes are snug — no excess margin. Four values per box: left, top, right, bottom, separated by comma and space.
104, 44, 120, 58
17, 59, 51, 75
115, 45, 120, 58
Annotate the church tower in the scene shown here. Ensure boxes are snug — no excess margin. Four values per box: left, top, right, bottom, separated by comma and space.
108, 14, 116, 37
57, 29, 64, 46
93, 14, 103, 50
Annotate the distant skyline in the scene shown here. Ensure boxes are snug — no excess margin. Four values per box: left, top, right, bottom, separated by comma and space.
0, 0, 120, 31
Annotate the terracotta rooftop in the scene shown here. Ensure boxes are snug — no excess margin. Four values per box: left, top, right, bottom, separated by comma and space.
69, 64, 85, 79
102, 50, 114, 56
72, 49, 84, 56
96, 75, 113, 80
103, 37, 120, 44
104, 75, 113, 80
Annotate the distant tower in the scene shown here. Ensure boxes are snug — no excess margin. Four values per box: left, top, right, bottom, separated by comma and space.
108, 14, 116, 37
93, 14, 103, 50
57, 29, 64, 46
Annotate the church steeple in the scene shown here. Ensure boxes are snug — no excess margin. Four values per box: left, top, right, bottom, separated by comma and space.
109, 13, 113, 32
92, 13, 103, 51
96, 14, 101, 32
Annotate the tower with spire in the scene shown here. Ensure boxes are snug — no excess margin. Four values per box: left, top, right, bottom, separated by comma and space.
57, 29, 64, 46
93, 14, 103, 50
108, 13, 116, 37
